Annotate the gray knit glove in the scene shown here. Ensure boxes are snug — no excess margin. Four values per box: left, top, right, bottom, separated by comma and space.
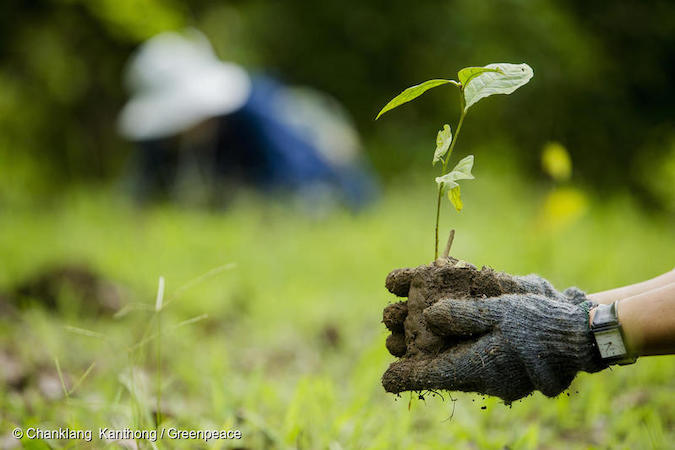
382, 294, 607, 403
516, 274, 588, 305
384, 264, 589, 358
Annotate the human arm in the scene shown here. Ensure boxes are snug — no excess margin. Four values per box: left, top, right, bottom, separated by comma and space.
588, 268, 675, 305
594, 282, 675, 356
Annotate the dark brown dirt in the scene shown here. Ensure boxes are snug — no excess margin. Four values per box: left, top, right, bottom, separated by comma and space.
382, 301, 407, 332
385, 332, 407, 357
383, 257, 529, 358
6, 263, 124, 314
319, 323, 342, 349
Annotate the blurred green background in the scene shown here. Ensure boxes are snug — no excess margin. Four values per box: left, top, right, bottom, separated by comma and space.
0, 0, 674, 449
1, 0, 675, 206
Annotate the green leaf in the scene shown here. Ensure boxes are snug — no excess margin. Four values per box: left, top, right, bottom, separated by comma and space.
448, 185, 463, 212
463, 63, 534, 111
433, 124, 452, 166
376, 79, 460, 119
435, 154, 475, 193
457, 67, 502, 88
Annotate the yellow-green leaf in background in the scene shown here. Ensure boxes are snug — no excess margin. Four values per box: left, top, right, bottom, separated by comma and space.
449, 185, 463, 212
541, 142, 572, 181
433, 124, 452, 165
537, 186, 588, 233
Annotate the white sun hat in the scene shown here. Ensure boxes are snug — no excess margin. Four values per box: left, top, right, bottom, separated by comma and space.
118, 29, 251, 141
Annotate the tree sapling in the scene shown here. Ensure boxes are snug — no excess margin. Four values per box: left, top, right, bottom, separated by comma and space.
376, 63, 534, 259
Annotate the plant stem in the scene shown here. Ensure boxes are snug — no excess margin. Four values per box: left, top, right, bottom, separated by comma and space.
434, 105, 467, 259
442, 110, 466, 173
434, 185, 442, 259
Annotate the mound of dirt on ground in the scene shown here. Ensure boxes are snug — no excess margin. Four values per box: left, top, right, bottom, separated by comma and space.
5, 264, 123, 314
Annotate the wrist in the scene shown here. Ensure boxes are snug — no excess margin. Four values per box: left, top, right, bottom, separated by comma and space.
615, 299, 644, 356
580, 300, 597, 329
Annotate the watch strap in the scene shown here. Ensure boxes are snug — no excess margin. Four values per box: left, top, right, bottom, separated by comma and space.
589, 301, 636, 365
592, 302, 619, 329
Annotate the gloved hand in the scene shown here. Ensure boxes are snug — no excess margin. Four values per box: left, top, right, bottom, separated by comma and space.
382, 293, 607, 403
383, 261, 589, 359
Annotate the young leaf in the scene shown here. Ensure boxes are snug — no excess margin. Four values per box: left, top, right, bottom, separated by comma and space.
433, 124, 452, 166
435, 154, 475, 193
448, 185, 463, 211
452, 154, 474, 174
457, 67, 502, 88
463, 63, 533, 111
376, 79, 460, 119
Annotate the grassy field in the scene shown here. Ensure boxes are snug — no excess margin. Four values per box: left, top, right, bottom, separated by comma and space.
1, 166, 674, 449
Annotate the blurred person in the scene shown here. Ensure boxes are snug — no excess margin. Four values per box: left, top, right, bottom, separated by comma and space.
381, 263, 675, 403
117, 29, 377, 210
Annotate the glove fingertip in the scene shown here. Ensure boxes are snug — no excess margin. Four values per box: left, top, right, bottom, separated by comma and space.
517, 274, 555, 295
422, 300, 455, 328
383, 301, 408, 332
382, 359, 419, 393
424, 299, 496, 336
562, 287, 587, 304
385, 268, 416, 297
385, 333, 407, 357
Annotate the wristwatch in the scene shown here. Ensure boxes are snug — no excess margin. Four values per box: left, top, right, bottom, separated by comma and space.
590, 301, 636, 365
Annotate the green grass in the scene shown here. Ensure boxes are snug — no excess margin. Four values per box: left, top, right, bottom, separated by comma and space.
0, 166, 673, 449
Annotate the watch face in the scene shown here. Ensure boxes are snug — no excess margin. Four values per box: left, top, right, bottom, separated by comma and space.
594, 329, 627, 358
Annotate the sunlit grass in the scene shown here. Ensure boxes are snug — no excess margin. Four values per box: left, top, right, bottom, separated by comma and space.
0, 165, 673, 448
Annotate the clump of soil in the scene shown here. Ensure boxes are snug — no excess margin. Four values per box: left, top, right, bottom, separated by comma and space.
383, 257, 529, 359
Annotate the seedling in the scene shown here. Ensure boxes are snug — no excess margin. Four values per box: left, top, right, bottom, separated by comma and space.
377, 63, 534, 259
